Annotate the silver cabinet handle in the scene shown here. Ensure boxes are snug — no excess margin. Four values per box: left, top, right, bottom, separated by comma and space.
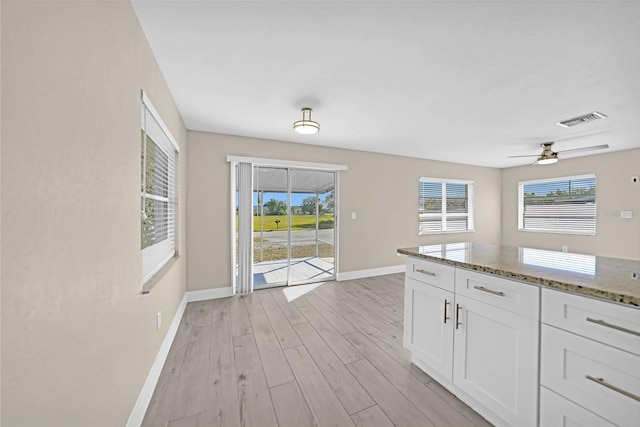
443, 299, 450, 324
416, 268, 436, 277
473, 285, 505, 297
455, 303, 461, 330
586, 317, 640, 337
586, 375, 640, 402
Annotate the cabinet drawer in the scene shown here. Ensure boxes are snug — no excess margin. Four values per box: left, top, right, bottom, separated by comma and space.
406, 257, 455, 291
455, 269, 539, 319
542, 288, 640, 356
541, 325, 640, 427
540, 386, 616, 427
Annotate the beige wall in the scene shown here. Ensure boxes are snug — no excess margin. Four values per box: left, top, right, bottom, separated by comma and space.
187, 131, 502, 291
0, 2, 3, 423
501, 148, 640, 260
1, 2, 187, 426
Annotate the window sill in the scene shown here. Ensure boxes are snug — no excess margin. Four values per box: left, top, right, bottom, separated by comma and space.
142, 254, 180, 294
419, 229, 475, 236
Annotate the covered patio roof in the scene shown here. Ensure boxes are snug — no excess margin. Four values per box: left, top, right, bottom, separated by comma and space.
253, 167, 335, 194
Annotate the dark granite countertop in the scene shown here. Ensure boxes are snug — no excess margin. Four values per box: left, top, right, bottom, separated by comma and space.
397, 242, 640, 307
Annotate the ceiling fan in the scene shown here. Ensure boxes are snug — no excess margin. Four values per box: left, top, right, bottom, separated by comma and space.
508, 141, 609, 165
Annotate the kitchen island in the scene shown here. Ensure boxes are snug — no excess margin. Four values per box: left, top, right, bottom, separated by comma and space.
397, 242, 639, 306
397, 242, 640, 427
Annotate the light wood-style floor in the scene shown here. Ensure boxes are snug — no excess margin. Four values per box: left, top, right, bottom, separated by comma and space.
142, 273, 492, 427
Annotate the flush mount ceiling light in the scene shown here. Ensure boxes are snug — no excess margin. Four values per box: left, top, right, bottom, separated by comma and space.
293, 108, 320, 135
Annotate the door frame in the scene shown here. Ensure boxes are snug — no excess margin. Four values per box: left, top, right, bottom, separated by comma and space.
227, 155, 347, 294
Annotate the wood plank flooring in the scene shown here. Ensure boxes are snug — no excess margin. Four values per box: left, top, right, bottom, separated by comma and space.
142, 273, 492, 427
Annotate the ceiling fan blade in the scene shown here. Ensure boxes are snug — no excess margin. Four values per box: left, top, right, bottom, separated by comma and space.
508, 154, 540, 158
557, 144, 609, 155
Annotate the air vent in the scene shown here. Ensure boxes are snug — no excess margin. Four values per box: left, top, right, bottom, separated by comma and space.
555, 111, 607, 128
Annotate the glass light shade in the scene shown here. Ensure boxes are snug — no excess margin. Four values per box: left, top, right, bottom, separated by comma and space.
537, 157, 558, 165
293, 108, 320, 134
293, 120, 320, 134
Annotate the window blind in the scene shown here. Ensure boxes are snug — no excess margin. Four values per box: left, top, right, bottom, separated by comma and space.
141, 92, 179, 284
519, 175, 596, 235
419, 178, 474, 234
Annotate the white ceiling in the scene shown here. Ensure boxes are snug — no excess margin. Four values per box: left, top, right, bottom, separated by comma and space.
131, 0, 640, 168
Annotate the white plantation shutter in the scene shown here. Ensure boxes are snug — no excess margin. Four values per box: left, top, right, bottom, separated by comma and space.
419, 178, 474, 234
518, 174, 596, 235
141, 92, 179, 284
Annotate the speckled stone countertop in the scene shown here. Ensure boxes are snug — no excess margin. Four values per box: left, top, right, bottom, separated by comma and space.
397, 242, 640, 307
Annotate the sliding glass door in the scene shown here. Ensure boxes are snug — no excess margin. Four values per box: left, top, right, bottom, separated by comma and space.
252, 166, 336, 288
289, 169, 335, 285
253, 167, 290, 286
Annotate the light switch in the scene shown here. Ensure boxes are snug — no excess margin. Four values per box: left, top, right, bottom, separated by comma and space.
620, 211, 633, 219
351, 212, 357, 220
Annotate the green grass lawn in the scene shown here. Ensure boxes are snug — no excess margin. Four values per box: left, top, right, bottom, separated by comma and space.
253, 243, 334, 262
253, 214, 334, 231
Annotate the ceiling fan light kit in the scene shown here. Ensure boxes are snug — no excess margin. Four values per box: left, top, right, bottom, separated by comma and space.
536, 155, 558, 165
509, 141, 609, 166
293, 107, 320, 135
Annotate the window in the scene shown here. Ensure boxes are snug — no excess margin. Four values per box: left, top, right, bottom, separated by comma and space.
518, 174, 596, 235
419, 178, 474, 234
141, 92, 179, 284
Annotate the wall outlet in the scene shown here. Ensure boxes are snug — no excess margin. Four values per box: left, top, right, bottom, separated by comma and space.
561, 245, 568, 253
620, 211, 633, 219
157, 312, 162, 330
351, 212, 357, 220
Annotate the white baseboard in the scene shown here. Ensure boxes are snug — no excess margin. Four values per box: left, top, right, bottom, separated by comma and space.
126, 285, 233, 426
187, 286, 234, 302
126, 293, 188, 427
336, 264, 405, 281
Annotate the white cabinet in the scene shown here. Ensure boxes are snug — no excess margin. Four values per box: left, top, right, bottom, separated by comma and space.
539, 386, 616, 427
404, 255, 640, 427
541, 288, 640, 355
453, 269, 539, 427
454, 294, 539, 427
455, 268, 539, 319
404, 277, 454, 380
540, 288, 640, 427
404, 258, 539, 427
406, 256, 455, 290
